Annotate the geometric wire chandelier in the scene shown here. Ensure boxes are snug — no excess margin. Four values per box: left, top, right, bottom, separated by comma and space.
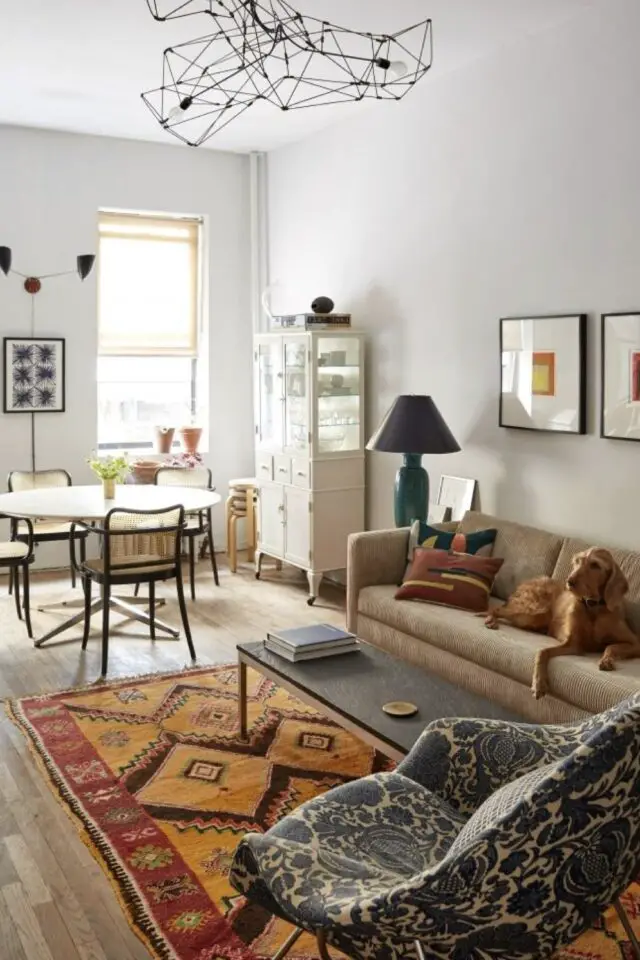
141, 1, 433, 146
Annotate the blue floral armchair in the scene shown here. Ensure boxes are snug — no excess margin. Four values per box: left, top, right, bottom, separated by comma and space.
229, 695, 640, 960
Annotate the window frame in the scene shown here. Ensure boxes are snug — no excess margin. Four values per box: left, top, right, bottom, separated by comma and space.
96, 209, 206, 453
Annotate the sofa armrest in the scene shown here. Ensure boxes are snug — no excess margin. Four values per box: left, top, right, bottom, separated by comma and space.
346, 528, 409, 633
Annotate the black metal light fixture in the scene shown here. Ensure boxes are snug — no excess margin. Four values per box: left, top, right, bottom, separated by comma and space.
0, 247, 95, 294
141, 0, 433, 146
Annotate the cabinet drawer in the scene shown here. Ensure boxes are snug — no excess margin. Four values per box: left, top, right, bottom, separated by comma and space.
274, 455, 292, 484
256, 453, 273, 481
291, 458, 311, 488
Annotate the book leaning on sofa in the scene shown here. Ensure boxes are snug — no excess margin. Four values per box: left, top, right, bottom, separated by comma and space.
264, 623, 359, 662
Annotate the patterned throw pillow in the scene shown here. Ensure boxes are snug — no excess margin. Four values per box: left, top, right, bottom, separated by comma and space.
396, 548, 504, 613
407, 521, 497, 562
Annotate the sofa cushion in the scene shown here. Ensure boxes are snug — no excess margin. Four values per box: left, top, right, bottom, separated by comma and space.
552, 536, 640, 634
397, 548, 503, 613
357, 584, 640, 714
458, 511, 563, 601
407, 521, 497, 562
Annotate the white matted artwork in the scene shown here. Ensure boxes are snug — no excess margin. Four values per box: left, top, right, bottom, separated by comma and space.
499, 315, 586, 434
601, 312, 640, 442
427, 502, 451, 524
436, 476, 476, 522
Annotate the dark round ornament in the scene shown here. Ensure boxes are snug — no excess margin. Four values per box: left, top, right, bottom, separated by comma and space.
311, 296, 334, 315
24, 277, 41, 295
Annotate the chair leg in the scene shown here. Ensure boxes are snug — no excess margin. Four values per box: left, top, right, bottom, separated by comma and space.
8, 567, 12, 595
175, 570, 196, 661
229, 514, 238, 574
22, 563, 33, 639
101, 586, 110, 679
69, 537, 76, 589
80, 535, 86, 566
316, 930, 332, 960
207, 512, 219, 586
134, 583, 140, 598
188, 536, 196, 601
149, 582, 156, 641
13, 567, 22, 621
81, 577, 92, 650
272, 927, 304, 960
614, 898, 640, 959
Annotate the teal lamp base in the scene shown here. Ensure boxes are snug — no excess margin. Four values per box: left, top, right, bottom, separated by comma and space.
394, 454, 429, 527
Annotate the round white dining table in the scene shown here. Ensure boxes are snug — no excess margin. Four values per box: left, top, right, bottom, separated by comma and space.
0, 484, 222, 522
0, 484, 222, 647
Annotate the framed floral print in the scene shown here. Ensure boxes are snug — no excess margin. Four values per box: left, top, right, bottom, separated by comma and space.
601, 312, 640, 441
499, 315, 586, 434
3, 338, 66, 413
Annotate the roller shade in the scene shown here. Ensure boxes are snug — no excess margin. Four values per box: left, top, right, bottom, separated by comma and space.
98, 212, 201, 356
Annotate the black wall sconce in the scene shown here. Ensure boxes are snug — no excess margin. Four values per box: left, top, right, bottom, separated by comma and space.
0, 246, 95, 293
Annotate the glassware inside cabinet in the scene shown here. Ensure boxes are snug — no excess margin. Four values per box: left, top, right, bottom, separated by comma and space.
315, 336, 362, 454
256, 339, 283, 450
284, 339, 309, 452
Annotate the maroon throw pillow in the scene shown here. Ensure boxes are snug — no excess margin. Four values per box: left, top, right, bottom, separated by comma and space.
395, 547, 504, 613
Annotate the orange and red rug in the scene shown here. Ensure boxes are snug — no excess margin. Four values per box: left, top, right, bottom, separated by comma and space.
8, 664, 640, 960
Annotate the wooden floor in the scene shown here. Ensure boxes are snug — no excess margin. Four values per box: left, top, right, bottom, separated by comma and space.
0, 555, 346, 960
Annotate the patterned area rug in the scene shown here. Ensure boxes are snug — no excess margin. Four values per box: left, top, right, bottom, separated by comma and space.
7, 665, 640, 960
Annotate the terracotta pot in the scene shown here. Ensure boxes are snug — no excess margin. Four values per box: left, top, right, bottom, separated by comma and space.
154, 426, 175, 454
103, 477, 116, 499
179, 426, 203, 455
132, 460, 160, 485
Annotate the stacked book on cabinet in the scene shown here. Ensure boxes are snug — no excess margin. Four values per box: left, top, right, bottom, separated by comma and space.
264, 624, 359, 662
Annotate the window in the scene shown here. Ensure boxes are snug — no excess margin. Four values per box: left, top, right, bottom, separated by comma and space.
97, 211, 206, 450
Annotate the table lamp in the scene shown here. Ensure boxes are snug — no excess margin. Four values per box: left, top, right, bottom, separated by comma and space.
367, 395, 461, 527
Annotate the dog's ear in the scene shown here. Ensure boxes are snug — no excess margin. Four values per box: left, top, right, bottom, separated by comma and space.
603, 556, 628, 611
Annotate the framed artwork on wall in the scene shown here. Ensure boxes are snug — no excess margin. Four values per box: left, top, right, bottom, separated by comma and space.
601, 312, 640, 442
499, 314, 586, 434
437, 475, 476, 522
3, 338, 66, 413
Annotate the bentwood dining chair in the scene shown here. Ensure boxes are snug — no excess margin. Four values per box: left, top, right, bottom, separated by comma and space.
154, 466, 219, 598
8, 469, 88, 590
71, 505, 195, 678
1, 516, 34, 637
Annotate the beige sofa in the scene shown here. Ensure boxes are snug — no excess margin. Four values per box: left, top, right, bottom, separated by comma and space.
347, 510, 640, 723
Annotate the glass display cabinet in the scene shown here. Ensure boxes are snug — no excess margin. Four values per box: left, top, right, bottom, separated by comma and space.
253, 331, 365, 603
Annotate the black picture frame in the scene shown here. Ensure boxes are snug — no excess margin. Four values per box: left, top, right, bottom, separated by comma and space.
601, 311, 640, 442
499, 314, 587, 435
3, 337, 66, 413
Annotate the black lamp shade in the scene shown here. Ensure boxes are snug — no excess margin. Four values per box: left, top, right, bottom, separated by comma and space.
0, 246, 12, 276
367, 395, 461, 455
77, 254, 96, 281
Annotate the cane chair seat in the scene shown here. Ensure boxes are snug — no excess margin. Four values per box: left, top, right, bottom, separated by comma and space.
17, 520, 79, 538
0, 541, 30, 559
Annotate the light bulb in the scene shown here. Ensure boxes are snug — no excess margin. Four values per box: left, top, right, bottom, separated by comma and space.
387, 60, 408, 80
168, 96, 193, 120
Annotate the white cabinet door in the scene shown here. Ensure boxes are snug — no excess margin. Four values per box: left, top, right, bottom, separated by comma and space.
258, 483, 285, 557
284, 486, 311, 568
255, 337, 284, 452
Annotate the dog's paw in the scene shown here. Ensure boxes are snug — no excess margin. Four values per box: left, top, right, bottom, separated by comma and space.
484, 617, 499, 630
531, 676, 548, 699
599, 657, 615, 672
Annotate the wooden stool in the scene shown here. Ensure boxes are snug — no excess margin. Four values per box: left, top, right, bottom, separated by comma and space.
226, 478, 257, 573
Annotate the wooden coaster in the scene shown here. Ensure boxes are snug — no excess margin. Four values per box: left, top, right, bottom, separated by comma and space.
382, 701, 418, 718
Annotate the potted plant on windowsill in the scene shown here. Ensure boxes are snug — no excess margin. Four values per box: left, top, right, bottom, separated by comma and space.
87, 454, 131, 499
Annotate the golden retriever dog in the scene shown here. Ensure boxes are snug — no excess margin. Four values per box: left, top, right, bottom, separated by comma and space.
483, 548, 640, 699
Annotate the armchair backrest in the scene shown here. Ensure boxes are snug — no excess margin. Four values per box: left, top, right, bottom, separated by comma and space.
8, 469, 71, 492
155, 466, 212, 489
380, 694, 640, 959
101, 506, 184, 572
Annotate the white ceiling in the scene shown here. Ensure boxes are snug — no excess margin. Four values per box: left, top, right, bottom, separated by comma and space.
0, 0, 596, 154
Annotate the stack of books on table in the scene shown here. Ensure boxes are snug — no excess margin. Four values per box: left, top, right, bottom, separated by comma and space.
264, 624, 359, 662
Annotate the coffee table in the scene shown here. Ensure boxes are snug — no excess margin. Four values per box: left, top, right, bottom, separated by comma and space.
237, 640, 523, 761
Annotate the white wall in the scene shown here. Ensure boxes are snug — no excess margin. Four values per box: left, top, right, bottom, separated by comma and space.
0, 126, 253, 561
265, 0, 640, 548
